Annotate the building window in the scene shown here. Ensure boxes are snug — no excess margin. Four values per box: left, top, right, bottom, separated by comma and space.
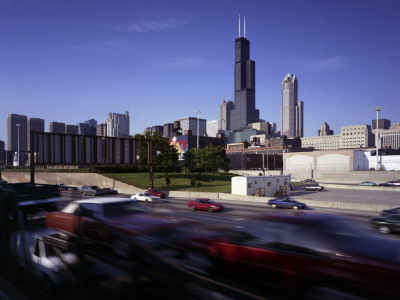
248, 183, 253, 188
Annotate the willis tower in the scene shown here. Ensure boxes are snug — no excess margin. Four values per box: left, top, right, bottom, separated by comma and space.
221, 16, 260, 131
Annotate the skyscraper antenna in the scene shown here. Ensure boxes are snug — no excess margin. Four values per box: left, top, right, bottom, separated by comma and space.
244, 16, 246, 38
238, 14, 241, 37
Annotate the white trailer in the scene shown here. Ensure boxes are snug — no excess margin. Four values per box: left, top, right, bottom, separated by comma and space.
231, 175, 291, 197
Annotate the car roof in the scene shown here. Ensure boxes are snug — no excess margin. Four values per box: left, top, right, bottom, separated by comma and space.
72, 197, 133, 205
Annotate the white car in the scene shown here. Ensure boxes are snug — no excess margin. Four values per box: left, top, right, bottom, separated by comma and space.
302, 185, 324, 191
131, 192, 160, 202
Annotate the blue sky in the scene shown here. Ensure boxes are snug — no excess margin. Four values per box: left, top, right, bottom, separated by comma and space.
0, 0, 399, 142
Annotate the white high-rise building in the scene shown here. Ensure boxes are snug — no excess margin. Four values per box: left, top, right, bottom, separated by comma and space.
105, 111, 130, 138
281, 74, 304, 138
207, 120, 219, 137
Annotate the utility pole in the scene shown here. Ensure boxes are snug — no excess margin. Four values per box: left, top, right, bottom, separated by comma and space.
372, 106, 382, 170
195, 110, 201, 148
16, 123, 20, 166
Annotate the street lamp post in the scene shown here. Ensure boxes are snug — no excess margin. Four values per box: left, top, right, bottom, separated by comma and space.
16, 123, 21, 166
195, 110, 201, 148
372, 106, 382, 171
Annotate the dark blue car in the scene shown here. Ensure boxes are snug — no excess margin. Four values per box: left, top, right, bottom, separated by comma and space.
267, 197, 307, 209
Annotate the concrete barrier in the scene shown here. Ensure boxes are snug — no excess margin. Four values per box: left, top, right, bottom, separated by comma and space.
2, 171, 396, 212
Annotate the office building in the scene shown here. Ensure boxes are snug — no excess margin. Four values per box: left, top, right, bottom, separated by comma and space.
96, 124, 107, 136
65, 125, 79, 134
163, 123, 174, 138
151, 126, 163, 135
27, 117, 45, 150
177, 117, 206, 137
301, 124, 375, 150
372, 118, 390, 130
381, 123, 400, 150
49, 122, 65, 134
281, 74, 304, 138
0, 140, 5, 165
7, 114, 28, 165
220, 17, 260, 131
301, 135, 341, 150
318, 121, 334, 136
219, 100, 234, 131
105, 111, 130, 138
207, 120, 218, 137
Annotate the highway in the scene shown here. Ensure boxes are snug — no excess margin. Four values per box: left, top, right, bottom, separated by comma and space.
1, 187, 400, 299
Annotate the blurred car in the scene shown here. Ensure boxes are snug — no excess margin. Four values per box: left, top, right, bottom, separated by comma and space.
131, 192, 160, 202
46, 198, 194, 257
103, 187, 118, 195
80, 185, 105, 196
301, 179, 317, 184
146, 189, 167, 198
302, 185, 324, 191
56, 183, 69, 191
379, 181, 396, 187
359, 181, 376, 186
381, 207, 400, 216
204, 211, 400, 299
267, 197, 307, 209
371, 214, 400, 234
187, 198, 224, 212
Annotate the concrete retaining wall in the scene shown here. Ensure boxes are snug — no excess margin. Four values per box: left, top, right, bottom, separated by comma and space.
1, 172, 142, 195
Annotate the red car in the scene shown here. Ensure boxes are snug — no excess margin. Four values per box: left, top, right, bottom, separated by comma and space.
203, 211, 400, 299
146, 189, 167, 198
46, 198, 194, 256
187, 198, 224, 212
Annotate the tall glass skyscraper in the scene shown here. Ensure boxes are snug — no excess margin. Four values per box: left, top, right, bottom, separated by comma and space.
281, 73, 304, 138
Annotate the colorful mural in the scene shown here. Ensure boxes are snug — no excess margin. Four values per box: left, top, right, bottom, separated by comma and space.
169, 136, 188, 160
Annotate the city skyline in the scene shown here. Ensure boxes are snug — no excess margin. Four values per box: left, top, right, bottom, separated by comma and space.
0, 0, 399, 142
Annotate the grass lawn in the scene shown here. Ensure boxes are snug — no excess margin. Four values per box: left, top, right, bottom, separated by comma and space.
110, 172, 236, 193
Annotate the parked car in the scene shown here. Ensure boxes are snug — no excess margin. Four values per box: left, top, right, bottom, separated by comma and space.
203, 211, 400, 299
46, 198, 196, 257
359, 181, 376, 186
103, 187, 118, 195
381, 207, 400, 216
267, 197, 307, 209
302, 185, 324, 191
371, 214, 400, 234
80, 185, 105, 196
131, 192, 160, 202
187, 198, 224, 212
146, 188, 167, 198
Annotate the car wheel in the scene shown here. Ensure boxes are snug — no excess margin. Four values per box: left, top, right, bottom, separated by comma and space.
190, 205, 195, 211
293, 206, 299, 210
208, 207, 214, 213
271, 204, 277, 208
378, 226, 390, 234
145, 199, 149, 203
91, 192, 95, 196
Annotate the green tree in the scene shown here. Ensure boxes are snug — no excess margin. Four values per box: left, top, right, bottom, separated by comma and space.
184, 144, 230, 174
133, 132, 178, 173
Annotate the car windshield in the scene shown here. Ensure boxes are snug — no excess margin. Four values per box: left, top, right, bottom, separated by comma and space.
205, 199, 215, 204
103, 201, 148, 218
